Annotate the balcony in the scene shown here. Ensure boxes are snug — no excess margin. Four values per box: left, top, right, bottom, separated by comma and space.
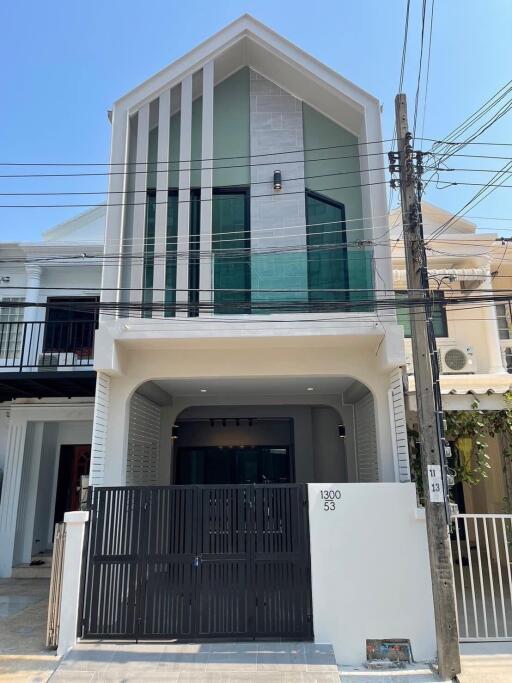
0, 320, 96, 401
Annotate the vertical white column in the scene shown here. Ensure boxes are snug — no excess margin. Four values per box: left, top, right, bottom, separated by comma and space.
0, 418, 28, 576
57, 510, 89, 656
153, 90, 171, 307
129, 103, 150, 314
175, 75, 193, 314
23, 265, 42, 368
14, 422, 44, 564
89, 372, 111, 486
199, 61, 214, 312
481, 272, 507, 374
101, 106, 129, 321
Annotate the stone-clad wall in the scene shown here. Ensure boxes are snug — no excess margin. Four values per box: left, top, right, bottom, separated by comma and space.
249, 71, 308, 303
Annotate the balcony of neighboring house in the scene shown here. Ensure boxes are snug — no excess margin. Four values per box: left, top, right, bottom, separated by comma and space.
0, 297, 98, 401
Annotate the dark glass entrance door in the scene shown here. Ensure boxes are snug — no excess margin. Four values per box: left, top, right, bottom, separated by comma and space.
175, 446, 291, 485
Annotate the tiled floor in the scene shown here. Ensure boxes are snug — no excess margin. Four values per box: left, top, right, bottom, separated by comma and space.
0, 578, 59, 682
50, 641, 340, 682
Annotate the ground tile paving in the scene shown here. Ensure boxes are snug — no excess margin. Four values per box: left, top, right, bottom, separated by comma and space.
0, 578, 58, 682
49, 642, 341, 681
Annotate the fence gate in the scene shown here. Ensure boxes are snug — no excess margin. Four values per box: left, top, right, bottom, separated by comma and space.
452, 514, 512, 641
81, 484, 313, 641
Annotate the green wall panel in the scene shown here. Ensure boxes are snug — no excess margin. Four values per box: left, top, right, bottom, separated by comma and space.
303, 104, 372, 304
213, 68, 250, 187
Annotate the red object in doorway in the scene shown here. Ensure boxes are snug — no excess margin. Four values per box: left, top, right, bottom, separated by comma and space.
69, 445, 91, 510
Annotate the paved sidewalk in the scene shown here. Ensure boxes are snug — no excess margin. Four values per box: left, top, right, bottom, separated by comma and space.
0, 578, 59, 682
457, 641, 512, 683
51, 641, 340, 681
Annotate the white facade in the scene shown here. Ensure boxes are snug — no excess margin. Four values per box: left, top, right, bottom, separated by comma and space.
92, 14, 407, 491
0, 206, 105, 577
391, 201, 512, 515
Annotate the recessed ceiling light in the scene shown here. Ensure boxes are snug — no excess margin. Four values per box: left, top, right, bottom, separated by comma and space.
200, 388, 207, 393
307, 387, 314, 391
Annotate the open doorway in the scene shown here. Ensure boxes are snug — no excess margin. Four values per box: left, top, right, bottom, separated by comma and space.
53, 444, 91, 526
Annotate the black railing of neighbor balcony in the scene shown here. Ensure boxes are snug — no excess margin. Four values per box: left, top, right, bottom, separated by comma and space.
0, 320, 95, 371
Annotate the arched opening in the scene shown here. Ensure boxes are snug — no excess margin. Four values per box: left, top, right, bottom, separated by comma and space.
125, 375, 379, 486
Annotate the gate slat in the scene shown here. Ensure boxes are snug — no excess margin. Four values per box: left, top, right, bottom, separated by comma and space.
82, 484, 312, 641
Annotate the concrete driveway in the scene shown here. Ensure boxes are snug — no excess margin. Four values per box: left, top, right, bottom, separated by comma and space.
0, 578, 59, 682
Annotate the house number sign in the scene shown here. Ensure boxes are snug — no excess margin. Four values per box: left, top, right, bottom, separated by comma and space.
320, 489, 341, 511
427, 465, 444, 503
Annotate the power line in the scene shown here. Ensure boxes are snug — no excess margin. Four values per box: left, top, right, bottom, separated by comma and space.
0, 139, 394, 167
419, 0, 435, 141
0, 149, 384, 179
0, 166, 388, 196
0, 179, 390, 209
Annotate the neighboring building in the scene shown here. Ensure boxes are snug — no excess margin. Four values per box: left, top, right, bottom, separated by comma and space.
0, 205, 105, 577
391, 202, 512, 516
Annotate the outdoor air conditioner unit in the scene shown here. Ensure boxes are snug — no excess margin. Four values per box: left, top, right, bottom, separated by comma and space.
439, 345, 476, 374
37, 352, 77, 370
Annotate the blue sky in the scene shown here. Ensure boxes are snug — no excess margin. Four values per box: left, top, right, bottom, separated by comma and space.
0, 0, 511, 241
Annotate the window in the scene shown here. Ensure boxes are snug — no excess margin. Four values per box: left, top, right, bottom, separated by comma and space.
496, 304, 510, 340
0, 298, 24, 359
188, 189, 201, 317
212, 188, 250, 314
305, 191, 347, 306
142, 191, 156, 316
395, 290, 448, 338
44, 297, 99, 357
165, 191, 178, 316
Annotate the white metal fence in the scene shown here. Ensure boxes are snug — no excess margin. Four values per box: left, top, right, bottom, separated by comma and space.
46, 523, 66, 649
452, 513, 512, 641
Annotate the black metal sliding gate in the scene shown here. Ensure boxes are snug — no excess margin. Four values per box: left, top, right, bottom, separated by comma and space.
81, 485, 313, 640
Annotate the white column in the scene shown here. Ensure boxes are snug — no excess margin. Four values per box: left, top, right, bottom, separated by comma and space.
89, 372, 111, 486
22, 265, 42, 368
175, 75, 193, 314
481, 273, 507, 374
57, 510, 89, 657
14, 422, 44, 565
199, 61, 214, 312
153, 90, 171, 307
101, 106, 129, 322
0, 418, 28, 576
129, 103, 150, 314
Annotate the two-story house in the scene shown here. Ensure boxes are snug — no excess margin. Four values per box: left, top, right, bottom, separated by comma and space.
0, 206, 105, 577
2, 17, 441, 666
391, 201, 512, 515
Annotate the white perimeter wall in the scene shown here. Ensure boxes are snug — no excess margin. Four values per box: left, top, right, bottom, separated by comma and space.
308, 483, 435, 665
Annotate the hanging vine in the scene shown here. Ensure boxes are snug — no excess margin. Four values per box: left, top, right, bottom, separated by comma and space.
408, 392, 512, 499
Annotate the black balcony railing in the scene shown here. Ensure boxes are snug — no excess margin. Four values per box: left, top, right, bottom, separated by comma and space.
0, 320, 95, 372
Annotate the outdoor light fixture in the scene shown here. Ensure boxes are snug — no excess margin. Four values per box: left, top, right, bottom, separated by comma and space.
222, 419, 227, 427
200, 388, 207, 393
171, 424, 179, 441
209, 419, 215, 427
337, 424, 346, 439
273, 170, 282, 191
248, 418, 253, 427
307, 387, 314, 392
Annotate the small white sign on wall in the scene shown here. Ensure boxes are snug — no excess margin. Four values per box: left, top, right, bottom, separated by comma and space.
427, 465, 444, 503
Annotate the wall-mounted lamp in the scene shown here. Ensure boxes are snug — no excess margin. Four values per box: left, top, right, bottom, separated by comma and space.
337, 424, 346, 439
273, 170, 282, 191
171, 424, 179, 441
0, 276, 10, 283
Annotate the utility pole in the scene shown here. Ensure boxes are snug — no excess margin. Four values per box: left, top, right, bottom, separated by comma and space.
393, 93, 461, 681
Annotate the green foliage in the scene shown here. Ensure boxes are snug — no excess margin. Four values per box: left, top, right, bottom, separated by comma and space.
408, 392, 512, 494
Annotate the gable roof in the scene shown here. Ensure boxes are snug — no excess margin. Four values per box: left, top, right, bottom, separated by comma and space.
390, 201, 477, 237
113, 14, 379, 137
42, 204, 106, 243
